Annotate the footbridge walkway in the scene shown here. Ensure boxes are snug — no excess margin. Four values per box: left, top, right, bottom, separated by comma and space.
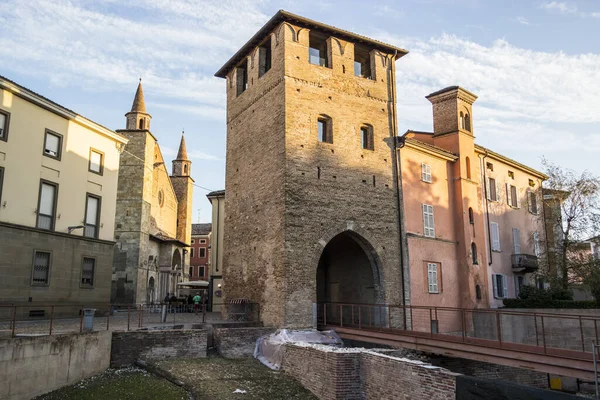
317, 302, 600, 380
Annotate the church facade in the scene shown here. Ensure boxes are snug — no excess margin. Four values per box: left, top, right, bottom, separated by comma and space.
111, 82, 194, 304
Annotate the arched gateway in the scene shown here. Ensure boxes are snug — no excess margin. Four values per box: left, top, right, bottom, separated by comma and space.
316, 231, 384, 305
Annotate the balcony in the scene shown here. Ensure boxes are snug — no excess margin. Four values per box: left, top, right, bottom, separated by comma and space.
511, 253, 539, 273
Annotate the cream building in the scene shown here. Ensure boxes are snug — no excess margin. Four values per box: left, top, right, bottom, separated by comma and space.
0, 75, 128, 307
207, 189, 225, 311
112, 82, 194, 305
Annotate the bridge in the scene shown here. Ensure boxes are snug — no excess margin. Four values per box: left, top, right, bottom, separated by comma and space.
317, 302, 599, 380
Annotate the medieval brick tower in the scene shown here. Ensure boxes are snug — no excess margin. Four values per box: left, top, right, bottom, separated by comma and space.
216, 11, 410, 327
112, 81, 193, 304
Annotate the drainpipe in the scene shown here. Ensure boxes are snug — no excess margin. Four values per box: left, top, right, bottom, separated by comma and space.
482, 151, 493, 266
389, 50, 408, 329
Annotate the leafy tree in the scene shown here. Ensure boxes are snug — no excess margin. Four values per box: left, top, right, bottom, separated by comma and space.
542, 159, 600, 290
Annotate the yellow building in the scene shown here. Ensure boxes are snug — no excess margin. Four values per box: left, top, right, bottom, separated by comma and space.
0, 75, 128, 307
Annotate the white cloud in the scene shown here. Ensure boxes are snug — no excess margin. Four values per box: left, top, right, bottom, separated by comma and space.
0, 0, 271, 116
369, 30, 600, 167
540, 1, 600, 18
514, 16, 530, 25
541, 1, 578, 14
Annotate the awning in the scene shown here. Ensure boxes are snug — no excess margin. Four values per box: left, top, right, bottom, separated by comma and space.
177, 280, 209, 287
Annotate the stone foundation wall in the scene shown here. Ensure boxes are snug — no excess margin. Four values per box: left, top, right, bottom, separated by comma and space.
281, 344, 458, 400
0, 331, 111, 400
213, 327, 276, 358
110, 329, 206, 367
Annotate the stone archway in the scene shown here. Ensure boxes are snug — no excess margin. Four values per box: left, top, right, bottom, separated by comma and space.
316, 230, 383, 305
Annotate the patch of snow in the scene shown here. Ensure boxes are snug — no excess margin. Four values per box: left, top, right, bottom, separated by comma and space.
233, 389, 247, 394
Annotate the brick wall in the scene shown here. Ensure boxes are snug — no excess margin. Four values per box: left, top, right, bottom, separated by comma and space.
430, 355, 547, 388
213, 327, 276, 358
282, 344, 362, 400
361, 352, 457, 400
281, 344, 457, 400
110, 329, 206, 367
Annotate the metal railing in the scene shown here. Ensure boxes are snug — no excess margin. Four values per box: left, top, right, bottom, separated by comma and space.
0, 301, 260, 339
317, 302, 600, 358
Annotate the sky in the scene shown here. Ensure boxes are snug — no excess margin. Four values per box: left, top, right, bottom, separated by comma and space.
1, 0, 599, 223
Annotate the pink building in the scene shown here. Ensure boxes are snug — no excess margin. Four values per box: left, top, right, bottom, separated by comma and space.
190, 223, 211, 281
400, 86, 547, 311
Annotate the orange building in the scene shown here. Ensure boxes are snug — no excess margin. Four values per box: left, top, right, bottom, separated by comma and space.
400, 86, 547, 310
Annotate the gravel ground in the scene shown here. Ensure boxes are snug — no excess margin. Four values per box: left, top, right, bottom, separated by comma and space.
33, 367, 190, 400
157, 357, 317, 400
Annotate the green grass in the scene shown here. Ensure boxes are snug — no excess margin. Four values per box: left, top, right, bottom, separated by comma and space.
35, 367, 189, 400
157, 356, 317, 400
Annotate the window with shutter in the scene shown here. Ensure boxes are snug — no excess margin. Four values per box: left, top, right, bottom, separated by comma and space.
0, 109, 9, 141
37, 181, 58, 230
361, 126, 374, 150
510, 185, 518, 207
528, 192, 538, 214
488, 177, 497, 201
43, 130, 62, 159
84, 195, 101, 239
423, 204, 435, 238
89, 149, 104, 175
493, 274, 506, 299
513, 228, 521, 254
427, 263, 439, 293
421, 163, 432, 183
491, 222, 501, 251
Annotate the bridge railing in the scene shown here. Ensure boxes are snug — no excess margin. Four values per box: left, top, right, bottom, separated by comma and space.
316, 302, 600, 356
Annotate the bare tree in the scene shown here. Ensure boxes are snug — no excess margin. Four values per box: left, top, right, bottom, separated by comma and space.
542, 158, 600, 289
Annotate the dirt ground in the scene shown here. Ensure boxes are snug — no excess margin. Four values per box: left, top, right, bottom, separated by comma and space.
157, 356, 317, 400
34, 367, 189, 400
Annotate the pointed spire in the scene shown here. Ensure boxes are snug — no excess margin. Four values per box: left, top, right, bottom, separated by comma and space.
176, 131, 188, 160
130, 79, 147, 113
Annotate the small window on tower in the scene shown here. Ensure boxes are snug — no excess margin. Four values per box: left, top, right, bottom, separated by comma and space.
139, 119, 145, 129
486, 162, 494, 171
317, 115, 332, 143
354, 44, 372, 79
309, 31, 329, 68
184, 164, 188, 174
460, 112, 465, 130
258, 37, 272, 78
508, 171, 514, 179
360, 125, 374, 150
464, 113, 471, 131
236, 59, 248, 96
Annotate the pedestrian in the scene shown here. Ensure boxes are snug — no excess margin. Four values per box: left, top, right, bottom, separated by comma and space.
193, 292, 202, 315
164, 293, 170, 304
187, 294, 194, 312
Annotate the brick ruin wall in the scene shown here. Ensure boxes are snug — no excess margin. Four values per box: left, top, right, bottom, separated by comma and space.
110, 329, 207, 367
281, 344, 458, 400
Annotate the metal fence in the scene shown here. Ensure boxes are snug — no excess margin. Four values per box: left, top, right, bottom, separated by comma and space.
317, 302, 600, 357
0, 301, 260, 339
